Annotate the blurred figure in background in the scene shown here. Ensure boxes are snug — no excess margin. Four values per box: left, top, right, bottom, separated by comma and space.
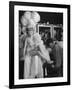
48, 38, 63, 77
43, 38, 63, 77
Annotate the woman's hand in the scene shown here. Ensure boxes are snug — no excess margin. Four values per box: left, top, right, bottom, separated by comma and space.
37, 51, 54, 64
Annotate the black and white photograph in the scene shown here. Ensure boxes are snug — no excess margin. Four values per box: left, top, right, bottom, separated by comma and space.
19, 11, 63, 79
9, 1, 70, 89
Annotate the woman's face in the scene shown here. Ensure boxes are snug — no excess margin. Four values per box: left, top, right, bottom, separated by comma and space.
28, 28, 34, 36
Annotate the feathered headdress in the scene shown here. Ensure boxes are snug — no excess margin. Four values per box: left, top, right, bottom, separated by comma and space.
21, 11, 40, 28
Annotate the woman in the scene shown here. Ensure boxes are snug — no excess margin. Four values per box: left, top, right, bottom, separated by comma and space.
24, 25, 53, 79
21, 11, 53, 79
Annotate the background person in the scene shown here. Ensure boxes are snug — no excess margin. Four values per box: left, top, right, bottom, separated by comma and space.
49, 38, 63, 77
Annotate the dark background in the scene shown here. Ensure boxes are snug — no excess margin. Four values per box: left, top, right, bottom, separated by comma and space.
19, 11, 63, 25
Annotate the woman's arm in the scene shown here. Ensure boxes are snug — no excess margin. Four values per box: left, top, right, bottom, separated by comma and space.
37, 42, 53, 64
37, 51, 53, 64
